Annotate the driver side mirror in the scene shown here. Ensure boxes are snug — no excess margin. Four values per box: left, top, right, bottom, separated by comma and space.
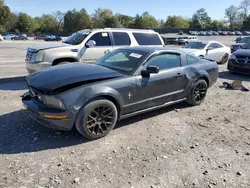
85, 40, 96, 48
206, 46, 213, 51
141, 65, 159, 77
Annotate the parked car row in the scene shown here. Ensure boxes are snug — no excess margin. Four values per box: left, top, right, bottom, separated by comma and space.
185, 30, 250, 36
0, 33, 62, 42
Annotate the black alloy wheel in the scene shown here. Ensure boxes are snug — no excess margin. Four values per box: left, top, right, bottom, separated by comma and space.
75, 99, 118, 140
186, 79, 208, 106
86, 105, 115, 136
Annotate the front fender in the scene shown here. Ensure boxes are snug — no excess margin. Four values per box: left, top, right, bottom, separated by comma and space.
63, 85, 124, 113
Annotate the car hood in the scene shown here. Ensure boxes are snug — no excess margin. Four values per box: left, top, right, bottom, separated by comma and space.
233, 49, 250, 56
27, 64, 124, 93
29, 42, 71, 51
232, 43, 245, 47
180, 48, 203, 54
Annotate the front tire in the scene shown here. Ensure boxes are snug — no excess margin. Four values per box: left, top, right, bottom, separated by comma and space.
219, 53, 229, 64
75, 99, 118, 140
186, 79, 208, 106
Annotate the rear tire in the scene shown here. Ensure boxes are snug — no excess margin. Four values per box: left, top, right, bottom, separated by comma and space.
186, 79, 208, 106
75, 99, 118, 140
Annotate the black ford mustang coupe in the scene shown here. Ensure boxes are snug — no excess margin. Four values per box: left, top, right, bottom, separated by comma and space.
22, 47, 218, 140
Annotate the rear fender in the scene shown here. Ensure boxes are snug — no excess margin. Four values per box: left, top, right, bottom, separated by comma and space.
184, 67, 211, 91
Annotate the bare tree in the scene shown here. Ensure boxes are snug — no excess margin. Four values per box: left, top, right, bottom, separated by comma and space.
225, 5, 239, 29
239, 0, 250, 17
52, 11, 65, 32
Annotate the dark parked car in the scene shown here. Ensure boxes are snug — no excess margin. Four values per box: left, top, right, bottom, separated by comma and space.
231, 37, 250, 53
242, 31, 250, 35
236, 36, 244, 43
11, 34, 28, 40
22, 47, 218, 140
235, 31, 243, 36
178, 30, 184, 35
44, 35, 62, 41
34, 35, 49, 40
228, 42, 250, 75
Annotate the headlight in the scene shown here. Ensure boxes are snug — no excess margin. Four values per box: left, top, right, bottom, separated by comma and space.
229, 54, 236, 60
42, 95, 65, 109
36, 50, 45, 62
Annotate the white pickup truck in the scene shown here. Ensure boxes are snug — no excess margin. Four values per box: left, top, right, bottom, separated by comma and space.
176, 36, 198, 45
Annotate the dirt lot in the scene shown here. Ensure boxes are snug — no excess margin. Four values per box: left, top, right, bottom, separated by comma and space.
0, 37, 250, 188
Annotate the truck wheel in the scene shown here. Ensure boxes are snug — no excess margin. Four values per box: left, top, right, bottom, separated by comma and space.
75, 99, 118, 140
186, 79, 208, 106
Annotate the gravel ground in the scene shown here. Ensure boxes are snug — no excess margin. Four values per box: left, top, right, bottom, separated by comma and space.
0, 36, 250, 188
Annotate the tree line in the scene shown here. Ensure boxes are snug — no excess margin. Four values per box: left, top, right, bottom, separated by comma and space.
0, 0, 250, 34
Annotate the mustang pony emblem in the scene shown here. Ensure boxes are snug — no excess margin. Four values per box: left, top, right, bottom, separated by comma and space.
128, 92, 133, 99
244, 57, 249, 64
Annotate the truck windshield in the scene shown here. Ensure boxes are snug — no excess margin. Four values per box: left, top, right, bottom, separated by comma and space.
63, 32, 90, 45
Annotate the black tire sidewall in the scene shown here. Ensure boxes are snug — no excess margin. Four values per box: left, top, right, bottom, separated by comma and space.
187, 79, 208, 106
220, 54, 229, 64
75, 99, 118, 140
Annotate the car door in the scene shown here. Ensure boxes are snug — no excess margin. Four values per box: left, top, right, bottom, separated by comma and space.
205, 43, 220, 61
132, 52, 188, 112
81, 32, 113, 63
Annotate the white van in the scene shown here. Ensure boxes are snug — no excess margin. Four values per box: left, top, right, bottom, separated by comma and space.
25, 28, 165, 73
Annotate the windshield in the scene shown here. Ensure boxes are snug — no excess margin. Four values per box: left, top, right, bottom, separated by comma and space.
239, 37, 250, 43
63, 31, 90, 45
242, 42, 250, 49
183, 42, 206, 49
96, 50, 147, 75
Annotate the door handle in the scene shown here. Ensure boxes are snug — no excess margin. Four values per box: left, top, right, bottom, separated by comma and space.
104, 50, 110, 54
176, 73, 182, 78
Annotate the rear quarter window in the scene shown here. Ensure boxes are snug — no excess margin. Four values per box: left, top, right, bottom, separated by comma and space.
132, 33, 162, 45
186, 55, 198, 65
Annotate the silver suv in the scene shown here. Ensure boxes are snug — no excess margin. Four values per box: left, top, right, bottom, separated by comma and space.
26, 28, 165, 73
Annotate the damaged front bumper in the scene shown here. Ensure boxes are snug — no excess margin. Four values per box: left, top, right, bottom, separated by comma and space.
22, 92, 74, 131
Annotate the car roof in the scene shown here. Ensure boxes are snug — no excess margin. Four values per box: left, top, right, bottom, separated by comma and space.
77, 28, 156, 34
117, 46, 189, 55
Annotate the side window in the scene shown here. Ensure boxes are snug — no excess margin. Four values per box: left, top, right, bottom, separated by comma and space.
186, 55, 198, 65
208, 43, 217, 49
215, 43, 224, 48
146, 53, 181, 71
89, 32, 111, 46
113, 32, 131, 46
132, 33, 162, 45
